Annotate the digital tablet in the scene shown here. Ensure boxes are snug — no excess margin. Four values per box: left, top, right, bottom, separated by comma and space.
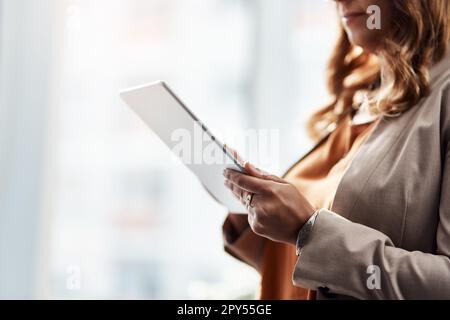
119, 81, 247, 213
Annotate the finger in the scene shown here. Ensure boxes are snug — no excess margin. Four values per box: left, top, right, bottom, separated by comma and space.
228, 184, 260, 215
224, 179, 248, 206
247, 210, 255, 226
224, 169, 272, 194
244, 162, 268, 177
244, 162, 286, 184
224, 144, 246, 167
225, 179, 265, 209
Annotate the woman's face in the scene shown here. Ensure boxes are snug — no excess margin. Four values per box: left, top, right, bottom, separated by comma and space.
335, 0, 395, 52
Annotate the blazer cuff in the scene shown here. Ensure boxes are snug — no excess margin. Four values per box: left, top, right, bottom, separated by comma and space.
291, 209, 364, 295
291, 208, 392, 298
292, 209, 343, 285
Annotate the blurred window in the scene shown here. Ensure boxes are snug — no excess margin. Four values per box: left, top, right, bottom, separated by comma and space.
47, 0, 337, 299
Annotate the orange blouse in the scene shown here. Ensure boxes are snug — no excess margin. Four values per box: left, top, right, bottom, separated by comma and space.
258, 112, 379, 300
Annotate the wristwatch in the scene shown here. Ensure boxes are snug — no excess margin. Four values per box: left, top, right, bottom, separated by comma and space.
295, 210, 319, 256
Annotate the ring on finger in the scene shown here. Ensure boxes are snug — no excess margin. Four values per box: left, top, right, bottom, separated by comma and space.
245, 192, 255, 209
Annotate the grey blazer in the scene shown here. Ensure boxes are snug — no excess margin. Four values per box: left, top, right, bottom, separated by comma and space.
225, 49, 450, 300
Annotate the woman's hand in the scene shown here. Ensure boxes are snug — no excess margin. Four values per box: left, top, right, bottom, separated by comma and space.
223, 147, 316, 246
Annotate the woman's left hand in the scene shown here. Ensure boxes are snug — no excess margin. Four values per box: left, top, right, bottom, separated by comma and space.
223, 158, 316, 246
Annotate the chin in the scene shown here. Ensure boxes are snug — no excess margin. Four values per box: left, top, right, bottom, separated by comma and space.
347, 31, 381, 53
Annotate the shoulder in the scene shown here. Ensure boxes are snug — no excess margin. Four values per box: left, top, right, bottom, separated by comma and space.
420, 51, 450, 148
429, 48, 450, 88
436, 74, 450, 150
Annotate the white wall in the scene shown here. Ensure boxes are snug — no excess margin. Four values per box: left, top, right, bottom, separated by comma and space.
0, 0, 336, 299
0, 0, 58, 298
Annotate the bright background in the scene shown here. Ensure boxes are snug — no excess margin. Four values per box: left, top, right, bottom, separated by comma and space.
0, 0, 337, 299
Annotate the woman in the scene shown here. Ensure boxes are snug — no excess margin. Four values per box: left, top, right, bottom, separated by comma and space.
222, 0, 450, 300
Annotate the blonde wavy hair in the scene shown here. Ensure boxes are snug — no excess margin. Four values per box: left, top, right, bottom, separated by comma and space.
307, 0, 450, 141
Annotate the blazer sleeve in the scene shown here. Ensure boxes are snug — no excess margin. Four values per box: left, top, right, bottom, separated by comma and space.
292, 140, 450, 299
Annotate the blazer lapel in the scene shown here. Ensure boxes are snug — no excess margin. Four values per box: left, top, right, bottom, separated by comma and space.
331, 102, 424, 218
332, 50, 450, 218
